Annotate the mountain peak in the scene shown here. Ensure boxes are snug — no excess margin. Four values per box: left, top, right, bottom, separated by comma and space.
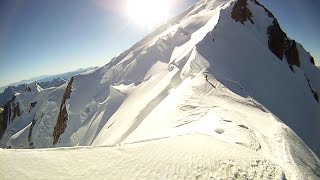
25, 82, 43, 93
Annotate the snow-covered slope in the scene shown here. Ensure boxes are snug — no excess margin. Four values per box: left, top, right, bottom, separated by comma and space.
1, 0, 320, 179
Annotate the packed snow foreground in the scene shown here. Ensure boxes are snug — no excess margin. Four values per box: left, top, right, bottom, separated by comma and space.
1, 0, 320, 179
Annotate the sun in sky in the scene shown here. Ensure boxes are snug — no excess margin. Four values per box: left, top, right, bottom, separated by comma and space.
126, 0, 171, 28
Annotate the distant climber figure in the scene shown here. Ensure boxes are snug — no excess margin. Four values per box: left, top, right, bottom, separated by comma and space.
205, 73, 216, 89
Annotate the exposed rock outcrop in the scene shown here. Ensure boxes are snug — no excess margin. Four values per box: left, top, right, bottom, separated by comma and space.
0, 99, 12, 140
25, 86, 32, 92
267, 20, 286, 60
252, 0, 302, 72
0, 95, 23, 139
231, 0, 254, 24
231, 0, 298, 70
28, 115, 37, 147
310, 57, 315, 65
12, 102, 21, 121
285, 40, 300, 71
0, 108, 3, 139
53, 77, 74, 145
28, 102, 37, 113
305, 75, 319, 102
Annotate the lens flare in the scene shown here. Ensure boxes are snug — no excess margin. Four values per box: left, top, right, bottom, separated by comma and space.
126, 0, 171, 28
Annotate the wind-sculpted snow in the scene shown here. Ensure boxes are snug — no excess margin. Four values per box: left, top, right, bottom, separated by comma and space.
2, 134, 290, 180
1, 0, 320, 178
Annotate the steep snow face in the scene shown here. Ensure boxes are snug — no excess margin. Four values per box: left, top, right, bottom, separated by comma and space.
0, 87, 20, 108
1, 0, 320, 178
196, 0, 320, 154
0, 82, 68, 148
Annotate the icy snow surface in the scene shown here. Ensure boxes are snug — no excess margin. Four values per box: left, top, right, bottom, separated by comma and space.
1, 0, 320, 179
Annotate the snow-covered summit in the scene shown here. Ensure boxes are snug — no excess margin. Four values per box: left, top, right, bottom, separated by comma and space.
26, 82, 43, 93
1, 0, 320, 179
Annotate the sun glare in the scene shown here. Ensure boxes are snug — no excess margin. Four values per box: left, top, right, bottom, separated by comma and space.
126, 0, 171, 28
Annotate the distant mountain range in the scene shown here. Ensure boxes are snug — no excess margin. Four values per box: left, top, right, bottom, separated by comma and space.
0, 67, 98, 93
0, 67, 98, 108
0, 78, 68, 108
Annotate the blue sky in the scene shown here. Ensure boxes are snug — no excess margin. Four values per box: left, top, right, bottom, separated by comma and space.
0, 0, 319, 87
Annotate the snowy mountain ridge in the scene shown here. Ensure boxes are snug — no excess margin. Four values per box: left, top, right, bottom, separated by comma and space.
0, 78, 67, 108
0, 66, 98, 93
1, 0, 320, 179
